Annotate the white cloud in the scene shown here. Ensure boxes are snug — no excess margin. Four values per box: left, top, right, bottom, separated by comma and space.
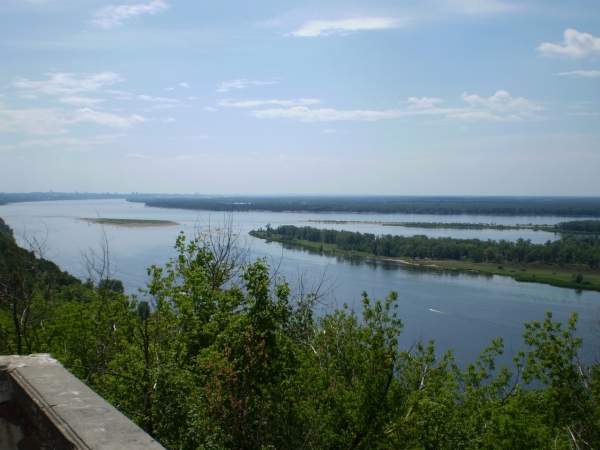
0, 145, 16, 151
71, 108, 147, 128
250, 91, 543, 122
14, 72, 124, 96
216, 79, 278, 92
165, 87, 174, 91
108, 91, 178, 103
127, 152, 153, 158
0, 105, 148, 135
163, 117, 175, 122
20, 94, 38, 100
538, 29, 600, 58
557, 70, 600, 78
251, 107, 405, 121
218, 98, 322, 108
407, 97, 444, 109
92, 0, 170, 29
0, 108, 69, 134
136, 95, 178, 103
461, 90, 543, 112
445, 111, 521, 121
204, 107, 217, 112
20, 134, 125, 151
179, 82, 190, 88
289, 17, 401, 37
59, 96, 105, 106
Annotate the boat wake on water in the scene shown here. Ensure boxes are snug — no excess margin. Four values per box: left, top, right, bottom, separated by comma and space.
426, 307, 521, 332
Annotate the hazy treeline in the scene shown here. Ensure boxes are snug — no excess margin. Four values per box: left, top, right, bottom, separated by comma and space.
133, 196, 600, 216
386, 222, 535, 230
261, 225, 600, 267
1, 217, 599, 449
0, 192, 208, 205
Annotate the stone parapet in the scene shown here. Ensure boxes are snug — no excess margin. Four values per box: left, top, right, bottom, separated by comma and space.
0, 354, 165, 450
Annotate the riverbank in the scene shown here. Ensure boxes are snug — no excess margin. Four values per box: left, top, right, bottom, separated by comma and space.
79, 218, 179, 227
251, 231, 600, 292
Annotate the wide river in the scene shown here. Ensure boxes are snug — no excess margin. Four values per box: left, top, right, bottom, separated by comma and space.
1, 199, 599, 368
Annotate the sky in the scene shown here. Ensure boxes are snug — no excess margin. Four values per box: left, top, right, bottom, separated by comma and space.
0, 0, 599, 196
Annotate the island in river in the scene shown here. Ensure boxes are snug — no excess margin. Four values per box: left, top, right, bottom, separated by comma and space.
250, 225, 600, 292
80, 218, 179, 227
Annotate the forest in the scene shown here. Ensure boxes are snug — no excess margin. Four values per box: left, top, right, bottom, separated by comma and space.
1, 216, 599, 449
555, 220, 600, 233
255, 225, 600, 268
131, 196, 600, 216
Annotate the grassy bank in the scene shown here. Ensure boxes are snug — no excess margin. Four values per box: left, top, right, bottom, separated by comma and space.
250, 231, 600, 292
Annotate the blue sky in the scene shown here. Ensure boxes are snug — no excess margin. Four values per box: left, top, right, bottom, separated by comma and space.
0, 0, 599, 195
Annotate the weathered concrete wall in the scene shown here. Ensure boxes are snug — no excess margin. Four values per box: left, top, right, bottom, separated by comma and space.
0, 354, 165, 450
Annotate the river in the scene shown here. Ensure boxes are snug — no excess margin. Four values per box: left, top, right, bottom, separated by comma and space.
1, 199, 598, 368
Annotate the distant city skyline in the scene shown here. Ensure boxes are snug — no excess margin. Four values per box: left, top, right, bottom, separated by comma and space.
1, 0, 599, 195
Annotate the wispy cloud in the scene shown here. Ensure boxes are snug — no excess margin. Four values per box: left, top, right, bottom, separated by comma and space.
218, 98, 322, 108
0, 107, 70, 134
91, 0, 170, 29
461, 90, 543, 112
250, 91, 543, 122
538, 29, 600, 58
179, 82, 190, 88
71, 108, 147, 128
406, 97, 444, 109
216, 79, 278, 92
289, 17, 401, 37
252, 107, 405, 121
21, 134, 125, 151
110, 92, 179, 103
127, 152, 153, 158
0, 105, 147, 135
557, 70, 600, 78
14, 72, 124, 96
59, 96, 105, 106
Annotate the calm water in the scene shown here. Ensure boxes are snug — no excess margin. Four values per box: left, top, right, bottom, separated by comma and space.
1, 199, 599, 368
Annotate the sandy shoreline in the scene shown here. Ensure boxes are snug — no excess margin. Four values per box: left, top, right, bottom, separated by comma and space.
79, 218, 180, 228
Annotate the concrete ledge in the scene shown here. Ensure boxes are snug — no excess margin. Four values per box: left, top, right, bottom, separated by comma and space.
0, 354, 165, 450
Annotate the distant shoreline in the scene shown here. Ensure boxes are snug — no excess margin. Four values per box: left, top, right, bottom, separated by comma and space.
79, 218, 179, 228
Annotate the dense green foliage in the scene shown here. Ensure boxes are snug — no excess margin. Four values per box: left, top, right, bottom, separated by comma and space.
0, 217, 13, 238
256, 225, 600, 268
2, 218, 600, 449
0, 223, 88, 355
132, 196, 600, 216
555, 220, 600, 233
